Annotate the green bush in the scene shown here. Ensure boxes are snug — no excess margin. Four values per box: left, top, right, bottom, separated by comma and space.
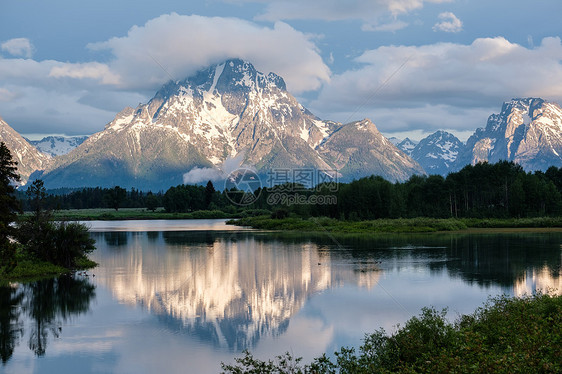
222, 294, 562, 374
18, 219, 95, 269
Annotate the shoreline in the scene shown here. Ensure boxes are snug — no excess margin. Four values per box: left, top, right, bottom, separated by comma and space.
227, 216, 562, 234
0, 254, 97, 284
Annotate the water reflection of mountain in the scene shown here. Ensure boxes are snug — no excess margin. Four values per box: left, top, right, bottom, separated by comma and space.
94, 231, 381, 350
270, 232, 562, 290
0, 276, 96, 363
93, 230, 562, 350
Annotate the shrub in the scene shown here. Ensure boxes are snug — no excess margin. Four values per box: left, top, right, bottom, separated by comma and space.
18, 219, 95, 269
222, 294, 562, 374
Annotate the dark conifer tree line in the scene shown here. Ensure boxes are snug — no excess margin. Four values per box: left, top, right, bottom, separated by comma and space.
14, 160, 562, 219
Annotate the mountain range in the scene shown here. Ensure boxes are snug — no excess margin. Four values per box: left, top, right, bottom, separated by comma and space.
1, 59, 562, 189
27, 59, 424, 190
455, 98, 562, 171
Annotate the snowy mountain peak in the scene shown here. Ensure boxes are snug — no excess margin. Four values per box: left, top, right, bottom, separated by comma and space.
388, 137, 402, 146
0, 116, 50, 184
410, 131, 463, 175
39, 59, 424, 189
455, 98, 562, 171
397, 138, 417, 156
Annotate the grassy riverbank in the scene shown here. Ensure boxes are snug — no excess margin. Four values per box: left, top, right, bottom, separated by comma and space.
228, 216, 562, 233
0, 250, 97, 284
223, 293, 562, 373
44, 208, 236, 221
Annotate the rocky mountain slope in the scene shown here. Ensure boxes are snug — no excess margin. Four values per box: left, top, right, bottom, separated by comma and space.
0, 116, 50, 184
455, 98, 562, 171
39, 59, 424, 189
410, 131, 464, 176
318, 119, 423, 181
28, 135, 88, 157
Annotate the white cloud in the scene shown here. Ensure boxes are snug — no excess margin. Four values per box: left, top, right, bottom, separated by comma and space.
49, 62, 120, 85
0, 14, 331, 136
0, 87, 20, 102
88, 13, 330, 93
432, 12, 462, 33
1, 38, 34, 58
233, 0, 452, 21
362, 20, 409, 32
310, 36, 562, 135
182, 154, 246, 184
0, 57, 145, 135
315, 36, 562, 109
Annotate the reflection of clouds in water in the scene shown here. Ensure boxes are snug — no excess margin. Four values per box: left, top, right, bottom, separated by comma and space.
514, 266, 562, 296
94, 233, 380, 350
87, 219, 254, 232
73, 230, 562, 374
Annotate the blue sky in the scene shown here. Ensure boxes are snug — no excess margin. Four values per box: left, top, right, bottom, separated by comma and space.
1, 0, 561, 140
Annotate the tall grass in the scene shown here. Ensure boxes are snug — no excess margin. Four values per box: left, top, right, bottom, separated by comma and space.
229, 215, 562, 233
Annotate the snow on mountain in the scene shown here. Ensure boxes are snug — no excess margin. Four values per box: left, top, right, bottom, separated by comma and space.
318, 119, 425, 181
410, 131, 464, 176
455, 98, 562, 171
0, 116, 50, 184
397, 138, 418, 156
39, 59, 424, 189
388, 137, 402, 146
28, 135, 88, 157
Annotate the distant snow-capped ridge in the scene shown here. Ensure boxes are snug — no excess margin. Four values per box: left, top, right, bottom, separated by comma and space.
27, 135, 88, 157
410, 131, 464, 176
0, 116, 50, 184
397, 138, 418, 156
455, 98, 562, 172
403, 98, 562, 176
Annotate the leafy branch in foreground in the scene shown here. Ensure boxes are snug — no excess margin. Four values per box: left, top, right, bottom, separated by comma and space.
222, 293, 562, 374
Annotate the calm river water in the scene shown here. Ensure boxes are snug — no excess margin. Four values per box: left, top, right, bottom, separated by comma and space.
2, 219, 562, 373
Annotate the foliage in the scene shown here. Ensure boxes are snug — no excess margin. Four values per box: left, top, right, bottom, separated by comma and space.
18, 215, 95, 269
205, 180, 216, 208
17, 186, 162, 211
0, 252, 67, 283
16, 180, 96, 270
145, 192, 159, 212
48, 222, 96, 268
222, 294, 562, 374
104, 185, 127, 211
0, 142, 21, 275
221, 351, 306, 374
230, 216, 471, 233
13, 161, 562, 221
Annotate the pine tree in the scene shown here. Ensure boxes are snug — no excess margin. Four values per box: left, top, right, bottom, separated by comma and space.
0, 142, 21, 273
205, 180, 216, 208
